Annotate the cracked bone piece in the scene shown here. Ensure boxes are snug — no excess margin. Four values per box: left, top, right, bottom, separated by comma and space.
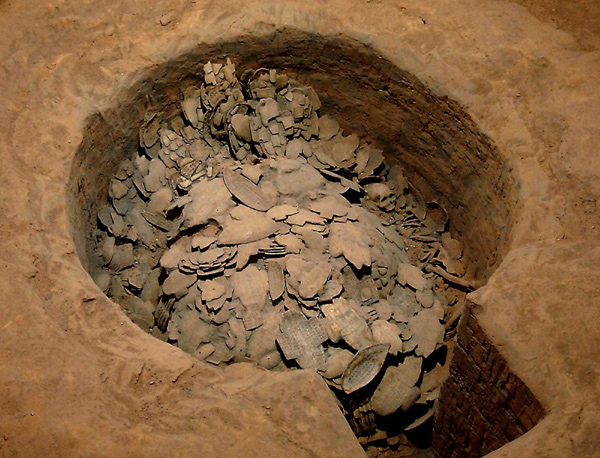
231, 265, 268, 309
397, 264, 428, 291
162, 270, 196, 298
371, 320, 403, 355
182, 178, 235, 229
328, 133, 360, 167
409, 308, 445, 357
365, 183, 396, 212
267, 204, 299, 221
318, 115, 340, 141
218, 214, 278, 245
191, 235, 217, 251
329, 222, 371, 270
199, 279, 226, 303
257, 98, 280, 125
370, 356, 422, 416
321, 299, 374, 350
321, 349, 354, 380
267, 259, 285, 301
230, 113, 252, 142
298, 261, 331, 299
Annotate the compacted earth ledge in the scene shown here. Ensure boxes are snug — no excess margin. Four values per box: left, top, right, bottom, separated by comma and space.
0, 1, 598, 457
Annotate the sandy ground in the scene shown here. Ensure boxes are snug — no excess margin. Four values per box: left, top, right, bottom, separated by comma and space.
0, 0, 598, 456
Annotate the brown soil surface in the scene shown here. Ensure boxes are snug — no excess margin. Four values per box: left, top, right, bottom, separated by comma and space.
510, 0, 600, 49
0, 0, 598, 457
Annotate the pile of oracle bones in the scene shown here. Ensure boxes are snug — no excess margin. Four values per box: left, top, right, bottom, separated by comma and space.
91, 59, 470, 454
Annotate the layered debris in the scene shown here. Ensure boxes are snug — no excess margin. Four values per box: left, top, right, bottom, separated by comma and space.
91, 59, 471, 450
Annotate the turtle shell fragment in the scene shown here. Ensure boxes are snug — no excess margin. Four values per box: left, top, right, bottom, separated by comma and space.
341, 344, 390, 394
277, 311, 328, 370
223, 168, 276, 211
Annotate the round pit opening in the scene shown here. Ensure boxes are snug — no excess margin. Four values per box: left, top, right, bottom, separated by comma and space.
67, 29, 535, 457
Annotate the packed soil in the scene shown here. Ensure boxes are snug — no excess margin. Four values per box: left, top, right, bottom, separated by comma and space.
0, 0, 598, 457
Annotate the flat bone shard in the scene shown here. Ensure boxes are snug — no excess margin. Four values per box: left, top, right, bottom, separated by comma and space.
329, 222, 371, 269
218, 215, 278, 245
298, 261, 331, 299
370, 356, 422, 416
267, 260, 285, 301
231, 266, 268, 309
409, 308, 444, 357
182, 178, 235, 229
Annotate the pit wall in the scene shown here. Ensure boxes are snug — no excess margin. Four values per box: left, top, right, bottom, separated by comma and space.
68, 29, 517, 282
432, 304, 546, 457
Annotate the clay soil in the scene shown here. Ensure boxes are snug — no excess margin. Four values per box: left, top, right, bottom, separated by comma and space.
0, 0, 599, 457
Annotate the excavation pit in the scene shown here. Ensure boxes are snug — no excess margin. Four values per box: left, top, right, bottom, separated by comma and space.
67, 30, 545, 457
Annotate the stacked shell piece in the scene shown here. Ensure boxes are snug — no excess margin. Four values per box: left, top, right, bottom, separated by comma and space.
91, 59, 471, 445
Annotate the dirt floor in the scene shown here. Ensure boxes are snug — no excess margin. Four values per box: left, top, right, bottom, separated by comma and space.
0, 0, 598, 457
